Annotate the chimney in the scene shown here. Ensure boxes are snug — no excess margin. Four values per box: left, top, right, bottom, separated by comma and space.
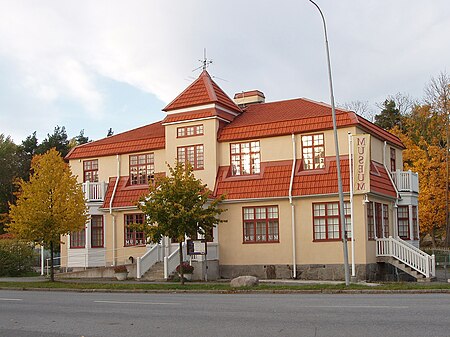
234, 90, 265, 107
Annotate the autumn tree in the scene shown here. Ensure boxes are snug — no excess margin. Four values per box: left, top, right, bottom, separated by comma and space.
138, 163, 225, 284
390, 72, 450, 245
8, 148, 87, 281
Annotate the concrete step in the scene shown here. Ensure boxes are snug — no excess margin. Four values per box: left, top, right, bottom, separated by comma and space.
140, 262, 165, 281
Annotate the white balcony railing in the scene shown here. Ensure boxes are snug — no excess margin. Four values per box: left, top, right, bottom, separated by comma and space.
82, 181, 108, 202
391, 170, 419, 193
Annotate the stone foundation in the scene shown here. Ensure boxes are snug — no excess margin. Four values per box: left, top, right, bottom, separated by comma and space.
219, 263, 406, 281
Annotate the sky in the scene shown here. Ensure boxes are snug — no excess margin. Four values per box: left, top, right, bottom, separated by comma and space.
1, 0, 449, 144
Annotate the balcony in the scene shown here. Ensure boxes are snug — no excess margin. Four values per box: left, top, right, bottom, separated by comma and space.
391, 170, 419, 193
82, 181, 108, 202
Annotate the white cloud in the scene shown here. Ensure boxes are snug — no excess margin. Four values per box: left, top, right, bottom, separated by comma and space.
0, 0, 450, 142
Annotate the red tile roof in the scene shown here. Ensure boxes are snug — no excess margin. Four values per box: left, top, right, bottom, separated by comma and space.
370, 162, 397, 198
66, 121, 165, 160
162, 107, 236, 124
163, 70, 241, 113
101, 177, 150, 209
214, 158, 396, 200
217, 98, 404, 148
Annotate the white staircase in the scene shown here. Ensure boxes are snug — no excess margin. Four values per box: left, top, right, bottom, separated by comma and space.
376, 236, 435, 281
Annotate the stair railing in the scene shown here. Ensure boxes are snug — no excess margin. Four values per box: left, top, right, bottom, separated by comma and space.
136, 244, 162, 279
164, 242, 188, 279
376, 236, 435, 278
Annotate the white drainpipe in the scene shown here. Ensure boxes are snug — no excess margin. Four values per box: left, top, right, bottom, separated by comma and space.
289, 134, 297, 279
384, 141, 400, 239
110, 154, 120, 266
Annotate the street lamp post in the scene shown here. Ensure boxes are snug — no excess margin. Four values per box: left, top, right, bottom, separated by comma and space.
309, 0, 350, 285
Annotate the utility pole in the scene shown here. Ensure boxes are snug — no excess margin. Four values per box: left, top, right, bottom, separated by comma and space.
309, 0, 350, 285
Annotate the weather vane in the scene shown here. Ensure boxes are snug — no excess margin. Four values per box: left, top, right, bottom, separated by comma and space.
193, 48, 212, 72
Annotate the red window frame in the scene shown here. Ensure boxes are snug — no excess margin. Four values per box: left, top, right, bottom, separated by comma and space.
124, 214, 146, 247
313, 201, 351, 241
398, 206, 410, 240
367, 202, 374, 240
129, 153, 154, 185
375, 203, 383, 238
390, 147, 396, 172
177, 124, 204, 138
302, 134, 325, 170
242, 206, 279, 243
83, 159, 98, 183
383, 204, 389, 237
91, 215, 104, 248
177, 144, 204, 170
412, 206, 418, 240
70, 228, 86, 248
230, 141, 260, 176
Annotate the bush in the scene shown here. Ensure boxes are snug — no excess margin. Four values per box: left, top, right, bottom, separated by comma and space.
113, 265, 128, 273
0, 239, 35, 276
176, 262, 194, 274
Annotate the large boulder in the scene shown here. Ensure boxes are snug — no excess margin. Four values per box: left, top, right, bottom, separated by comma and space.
230, 276, 259, 288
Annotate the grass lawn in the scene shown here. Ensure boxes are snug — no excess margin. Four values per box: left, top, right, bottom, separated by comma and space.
0, 280, 450, 292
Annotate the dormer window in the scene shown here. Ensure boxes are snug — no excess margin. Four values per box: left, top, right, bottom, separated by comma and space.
177, 144, 204, 170
302, 134, 325, 170
390, 147, 396, 172
231, 141, 260, 176
83, 159, 98, 182
177, 124, 204, 138
130, 153, 154, 185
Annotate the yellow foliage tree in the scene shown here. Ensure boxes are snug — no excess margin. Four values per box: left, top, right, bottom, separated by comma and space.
392, 108, 447, 245
8, 148, 87, 281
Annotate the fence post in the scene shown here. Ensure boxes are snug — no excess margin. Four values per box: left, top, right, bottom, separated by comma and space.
136, 257, 141, 279
164, 256, 168, 279
431, 254, 436, 277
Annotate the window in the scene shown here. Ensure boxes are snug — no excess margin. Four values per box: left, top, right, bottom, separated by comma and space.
375, 203, 382, 239
390, 147, 396, 172
83, 159, 98, 182
398, 206, 409, 239
313, 201, 351, 241
130, 153, 154, 185
91, 215, 104, 248
367, 202, 389, 240
412, 206, 418, 240
367, 202, 374, 240
70, 228, 86, 248
231, 141, 260, 176
124, 214, 146, 246
302, 134, 325, 170
243, 206, 279, 243
177, 124, 204, 138
177, 144, 204, 170
383, 204, 389, 237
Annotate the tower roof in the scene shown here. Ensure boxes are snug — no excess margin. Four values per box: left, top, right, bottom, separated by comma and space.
163, 70, 241, 113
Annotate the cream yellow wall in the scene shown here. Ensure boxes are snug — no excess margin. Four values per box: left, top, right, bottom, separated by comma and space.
217, 126, 357, 166
69, 148, 166, 185
164, 118, 219, 189
294, 195, 368, 265
218, 194, 376, 266
103, 211, 147, 265
218, 200, 293, 265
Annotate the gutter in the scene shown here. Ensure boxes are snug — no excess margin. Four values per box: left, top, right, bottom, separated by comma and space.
110, 154, 121, 266
289, 134, 297, 279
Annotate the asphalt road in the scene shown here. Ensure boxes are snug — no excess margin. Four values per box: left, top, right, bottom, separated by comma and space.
1, 290, 449, 337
